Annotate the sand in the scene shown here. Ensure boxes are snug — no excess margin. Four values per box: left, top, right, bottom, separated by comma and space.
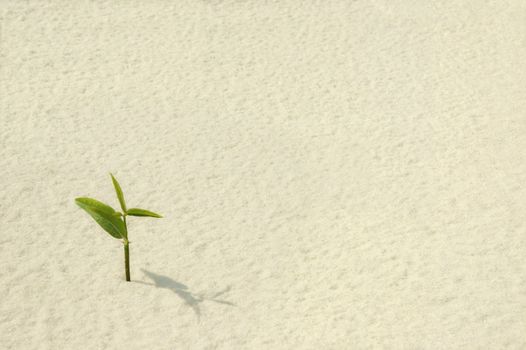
1, 1, 525, 349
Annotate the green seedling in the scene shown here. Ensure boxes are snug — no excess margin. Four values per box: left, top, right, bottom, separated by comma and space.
75, 174, 162, 281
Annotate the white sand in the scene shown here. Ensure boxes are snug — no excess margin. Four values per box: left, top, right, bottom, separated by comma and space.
1, 1, 525, 349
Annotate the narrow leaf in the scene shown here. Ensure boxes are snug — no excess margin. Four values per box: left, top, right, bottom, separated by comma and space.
126, 208, 163, 218
110, 173, 127, 213
75, 197, 126, 239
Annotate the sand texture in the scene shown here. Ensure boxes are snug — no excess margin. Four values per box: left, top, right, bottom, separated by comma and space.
1, 1, 526, 349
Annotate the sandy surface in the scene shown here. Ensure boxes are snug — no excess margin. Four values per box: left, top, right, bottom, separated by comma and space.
1, 1, 526, 349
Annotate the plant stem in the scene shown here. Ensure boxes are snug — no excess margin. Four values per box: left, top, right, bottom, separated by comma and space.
124, 241, 130, 281
123, 216, 130, 282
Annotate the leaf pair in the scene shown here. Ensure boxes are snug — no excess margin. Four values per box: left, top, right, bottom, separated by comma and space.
110, 174, 162, 219
75, 174, 162, 240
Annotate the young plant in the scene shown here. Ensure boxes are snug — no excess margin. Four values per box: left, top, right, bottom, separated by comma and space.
75, 173, 162, 281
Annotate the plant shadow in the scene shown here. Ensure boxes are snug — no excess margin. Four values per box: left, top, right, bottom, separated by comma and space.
136, 269, 235, 319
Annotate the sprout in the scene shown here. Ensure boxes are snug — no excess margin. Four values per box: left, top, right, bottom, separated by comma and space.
75, 173, 162, 281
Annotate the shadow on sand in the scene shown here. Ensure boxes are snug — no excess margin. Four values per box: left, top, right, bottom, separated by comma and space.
137, 269, 235, 319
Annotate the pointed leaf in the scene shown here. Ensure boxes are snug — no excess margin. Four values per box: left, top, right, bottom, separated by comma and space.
126, 208, 163, 218
75, 197, 126, 239
110, 173, 127, 213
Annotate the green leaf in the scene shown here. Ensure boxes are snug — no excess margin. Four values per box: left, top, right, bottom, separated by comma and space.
110, 173, 127, 213
75, 197, 127, 239
126, 208, 163, 218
